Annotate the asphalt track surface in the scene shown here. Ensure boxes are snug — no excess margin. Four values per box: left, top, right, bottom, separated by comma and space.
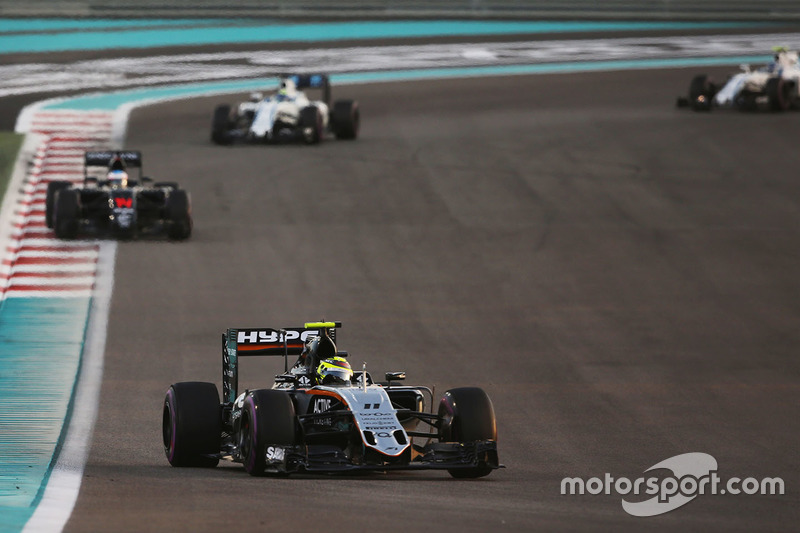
7, 21, 794, 526
41, 67, 798, 531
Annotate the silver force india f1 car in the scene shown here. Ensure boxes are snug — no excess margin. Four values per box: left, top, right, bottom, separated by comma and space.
677, 48, 800, 112
45, 151, 192, 240
211, 74, 359, 145
162, 322, 501, 478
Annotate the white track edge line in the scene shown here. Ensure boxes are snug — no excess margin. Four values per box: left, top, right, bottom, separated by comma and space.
21, 240, 116, 533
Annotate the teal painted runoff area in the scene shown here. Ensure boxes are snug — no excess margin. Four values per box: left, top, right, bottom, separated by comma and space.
0, 19, 761, 54
42, 54, 771, 111
0, 297, 92, 532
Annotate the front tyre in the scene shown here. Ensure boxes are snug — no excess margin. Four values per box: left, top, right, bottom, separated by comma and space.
239, 390, 296, 476
211, 104, 233, 145
299, 106, 323, 144
162, 382, 221, 467
688, 75, 714, 112
438, 387, 498, 478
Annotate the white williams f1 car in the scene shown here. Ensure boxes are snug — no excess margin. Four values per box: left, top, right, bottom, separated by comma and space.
678, 48, 800, 112
211, 74, 359, 145
162, 322, 501, 478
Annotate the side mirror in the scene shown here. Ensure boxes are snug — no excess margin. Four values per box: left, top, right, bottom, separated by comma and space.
385, 371, 406, 382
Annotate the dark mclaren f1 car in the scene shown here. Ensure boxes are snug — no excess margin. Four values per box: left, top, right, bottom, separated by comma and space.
162, 322, 501, 477
45, 151, 192, 240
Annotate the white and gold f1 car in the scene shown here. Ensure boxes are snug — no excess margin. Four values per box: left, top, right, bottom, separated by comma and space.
162, 322, 501, 478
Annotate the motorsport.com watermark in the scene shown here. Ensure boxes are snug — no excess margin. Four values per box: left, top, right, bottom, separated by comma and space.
561, 453, 785, 517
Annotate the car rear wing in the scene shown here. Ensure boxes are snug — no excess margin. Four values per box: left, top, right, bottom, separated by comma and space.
285, 73, 330, 105
84, 150, 143, 183
84, 150, 142, 168
222, 322, 340, 403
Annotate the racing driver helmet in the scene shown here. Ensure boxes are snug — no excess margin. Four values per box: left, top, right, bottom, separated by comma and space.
316, 356, 353, 386
107, 169, 128, 188
276, 78, 297, 101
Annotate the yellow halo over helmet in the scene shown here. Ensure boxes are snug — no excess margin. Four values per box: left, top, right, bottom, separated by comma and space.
316, 356, 353, 385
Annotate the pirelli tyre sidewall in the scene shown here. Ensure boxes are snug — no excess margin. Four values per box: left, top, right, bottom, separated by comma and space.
239, 389, 296, 476
162, 382, 221, 468
437, 387, 497, 478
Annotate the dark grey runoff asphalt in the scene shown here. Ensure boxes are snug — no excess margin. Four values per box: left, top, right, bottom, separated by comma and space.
41, 68, 799, 531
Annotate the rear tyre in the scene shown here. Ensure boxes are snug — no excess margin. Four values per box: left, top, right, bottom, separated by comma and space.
438, 387, 497, 479
331, 100, 360, 140
688, 75, 714, 112
239, 390, 296, 476
53, 189, 80, 239
766, 77, 792, 112
165, 189, 192, 240
299, 106, 323, 144
211, 104, 233, 145
162, 382, 221, 467
45, 181, 72, 228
